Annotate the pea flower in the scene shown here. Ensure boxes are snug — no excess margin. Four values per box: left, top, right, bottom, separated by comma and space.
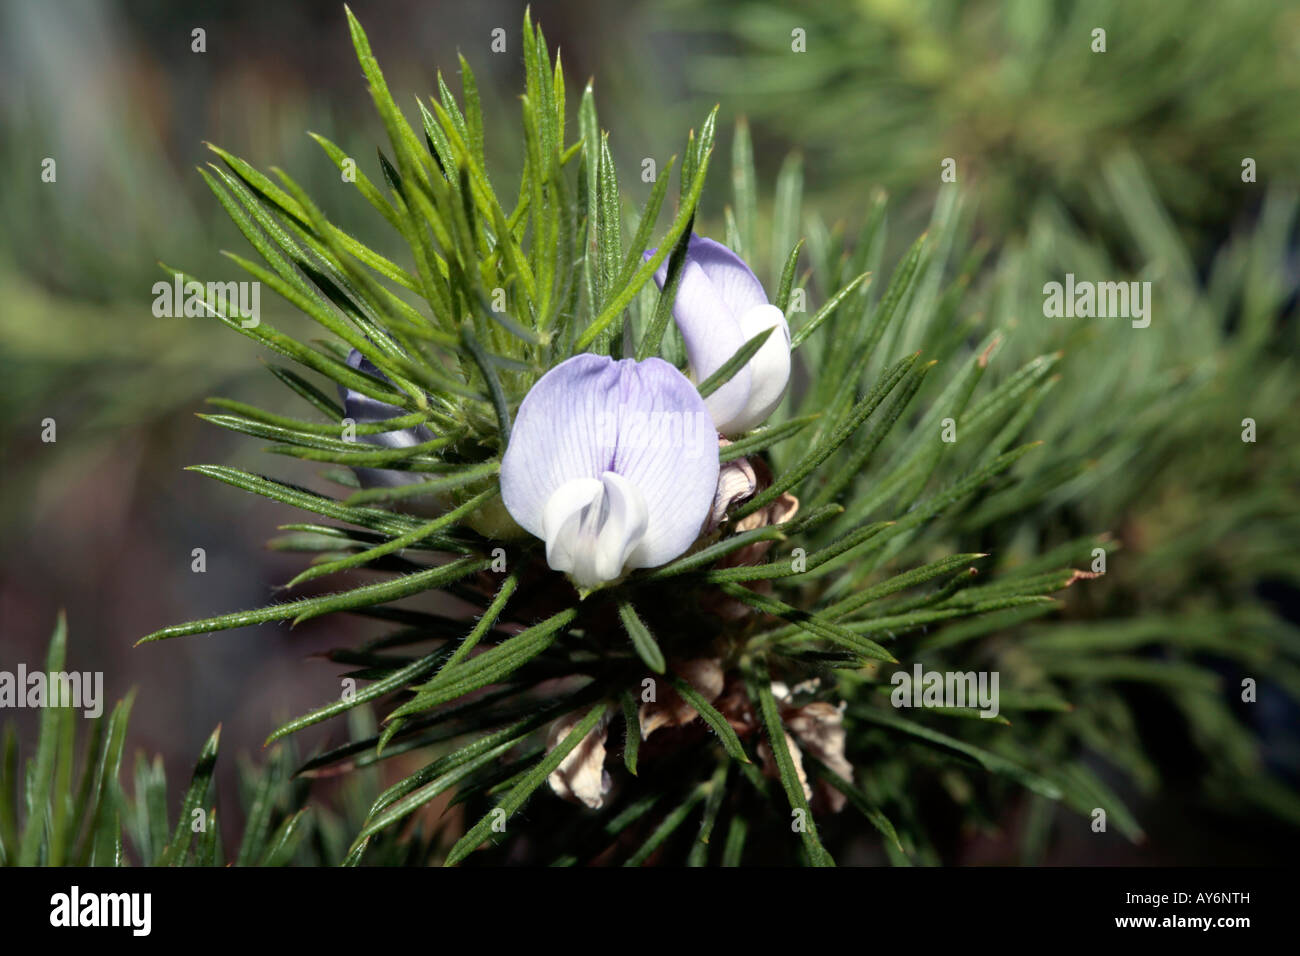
500, 354, 719, 589
338, 349, 435, 496
649, 235, 791, 436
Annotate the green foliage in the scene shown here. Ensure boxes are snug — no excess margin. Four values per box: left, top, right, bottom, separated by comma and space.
975, 165, 1300, 840
666, 0, 1300, 248
0, 619, 472, 867
659, 0, 1300, 854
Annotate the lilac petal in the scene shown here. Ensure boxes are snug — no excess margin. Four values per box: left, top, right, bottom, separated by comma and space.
338, 349, 435, 491
649, 253, 751, 431
728, 303, 791, 433
679, 237, 789, 431
683, 235, 769, 315
501, 355, 719, 579
647, 236, 792, 435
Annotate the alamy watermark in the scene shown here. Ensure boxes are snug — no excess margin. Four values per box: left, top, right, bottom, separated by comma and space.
1043, 273, 1151, 328
890, 663, 1000, 719
0, 664, 103, 718
593, 407, 713, 458
50, 886, 151, 936
152, 273, 260, 328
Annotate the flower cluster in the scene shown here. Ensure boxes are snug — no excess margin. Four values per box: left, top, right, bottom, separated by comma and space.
344, 234, 792, 592
501, 235, 790, 590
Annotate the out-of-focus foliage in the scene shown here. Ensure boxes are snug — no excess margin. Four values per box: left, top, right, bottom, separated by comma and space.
980, 164, 1300, 842
664, 0, 1300, 247
0, 0, 560, 473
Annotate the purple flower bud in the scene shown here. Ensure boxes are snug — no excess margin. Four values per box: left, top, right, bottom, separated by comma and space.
648, 235, 791, 436
338, 349, 434, 494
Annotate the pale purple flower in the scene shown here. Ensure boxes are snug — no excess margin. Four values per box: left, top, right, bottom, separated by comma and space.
649, 235, 791, 436
338, 349, 434, 494
500, 354, 719, 589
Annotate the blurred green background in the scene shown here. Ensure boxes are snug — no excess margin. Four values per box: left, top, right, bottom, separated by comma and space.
2, 0, 1297, 863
